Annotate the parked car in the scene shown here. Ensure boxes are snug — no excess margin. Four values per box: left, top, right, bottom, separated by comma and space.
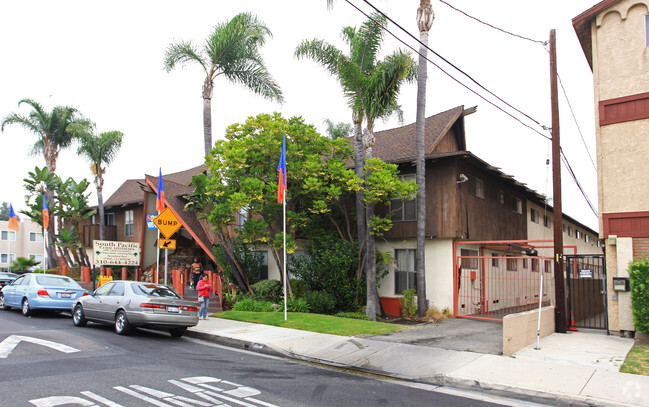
0, 272, 19, 289
71, 281, 199, 338
0, 273, 87, 316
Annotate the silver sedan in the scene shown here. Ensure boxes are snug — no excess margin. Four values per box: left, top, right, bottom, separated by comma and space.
71, 280, 199, 337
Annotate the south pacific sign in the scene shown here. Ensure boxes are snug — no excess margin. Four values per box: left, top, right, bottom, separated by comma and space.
93, 240, 141, 266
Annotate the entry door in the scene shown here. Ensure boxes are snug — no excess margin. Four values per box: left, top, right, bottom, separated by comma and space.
565, 255, 608, 332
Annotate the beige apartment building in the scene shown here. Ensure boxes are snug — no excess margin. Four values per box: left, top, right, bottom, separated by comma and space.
573, 0, 649, 334
0, 218, 45, 270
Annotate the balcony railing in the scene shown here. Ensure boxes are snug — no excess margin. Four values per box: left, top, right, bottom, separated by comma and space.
82, 225, 117, 246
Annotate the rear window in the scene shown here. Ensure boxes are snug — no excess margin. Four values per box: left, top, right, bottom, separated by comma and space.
35, 276, 80, 288
132, 283, 180, 298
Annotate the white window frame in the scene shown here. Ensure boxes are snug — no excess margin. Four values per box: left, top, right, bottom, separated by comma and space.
237, 207, 248, 230
1, 253, 15, 264
30, 254, 43, 263
390, 174, 416, 222
29, 232, 43, 242
124, 210, 134, 237
1, 231, 16, 241
394, 248, 416, 294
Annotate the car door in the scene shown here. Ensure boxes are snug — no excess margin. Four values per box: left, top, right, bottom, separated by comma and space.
83, 282, 114, 320
2, 275, 23, 306
101, 282, 126, 319
11, 275, 31, 306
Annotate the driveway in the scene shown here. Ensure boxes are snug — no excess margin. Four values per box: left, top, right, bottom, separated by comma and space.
370, 317, 503, 355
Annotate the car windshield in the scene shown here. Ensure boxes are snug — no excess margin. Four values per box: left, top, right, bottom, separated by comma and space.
35, 275, 81, 288
0, 273, 18, 278
132, 283, 180, 298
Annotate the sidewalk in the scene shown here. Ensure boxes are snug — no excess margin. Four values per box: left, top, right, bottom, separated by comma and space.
186, 318, 649, 407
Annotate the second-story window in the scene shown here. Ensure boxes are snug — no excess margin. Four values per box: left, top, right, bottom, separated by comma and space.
105, 213, 115, 226
391, 174, 416, 222
29, 232, 43, 242
530, 208, 539, 223
468, 176, 484, 199
124, 210, 134, 237
237, 208, 248, 230
512, 197, 522, 214
543, 215, 551, 228
568, 226, 573, 236
576, 230, 581, 240
1, 231, 16, 241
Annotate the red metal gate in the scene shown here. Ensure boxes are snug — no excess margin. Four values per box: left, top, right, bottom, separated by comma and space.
453, 240, 573, 321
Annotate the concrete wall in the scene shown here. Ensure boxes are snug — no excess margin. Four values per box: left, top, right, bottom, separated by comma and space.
503, 306, 555, 356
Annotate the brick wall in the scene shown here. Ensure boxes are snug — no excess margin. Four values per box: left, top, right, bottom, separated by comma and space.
633, 237, 649, 259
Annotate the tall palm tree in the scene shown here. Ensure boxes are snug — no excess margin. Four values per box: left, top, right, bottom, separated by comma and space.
296, 14, 416, 319
164, 12, 284, 158
75, 127, 124, 241
415, 0, 434, 317
2, 99, 90, 268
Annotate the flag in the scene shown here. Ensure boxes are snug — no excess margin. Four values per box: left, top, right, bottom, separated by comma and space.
277, 135, 287, 203
42, 194, 49, 230
7, 204, 19, 231
156, 167, 165, 212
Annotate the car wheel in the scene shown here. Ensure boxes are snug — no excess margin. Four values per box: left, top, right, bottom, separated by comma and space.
0, 294, 10, 310
169, 327, 187, 338
114, 310, 132, 335
22, 298, 31, 317
73, 304, 87, 327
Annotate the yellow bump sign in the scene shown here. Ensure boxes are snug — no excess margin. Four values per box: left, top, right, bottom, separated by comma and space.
153, 207, 182, 238
158, 239, 176, 250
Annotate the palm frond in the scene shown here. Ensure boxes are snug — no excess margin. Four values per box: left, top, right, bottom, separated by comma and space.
164, 40, 206, 73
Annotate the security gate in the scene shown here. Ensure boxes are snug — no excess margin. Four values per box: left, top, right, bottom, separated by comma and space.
565, 254, 608, 332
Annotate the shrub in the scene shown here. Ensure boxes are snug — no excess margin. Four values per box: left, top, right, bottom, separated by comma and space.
251, 279, 283, 303
232, 298, 274, 312
335, 312, 371, 320
303, 290, 337, 314
285, 297, 310, 312
629, 258, 649, 333
290, 278, 309, 299
399, 288, 417, 318
426, 306, 448, 322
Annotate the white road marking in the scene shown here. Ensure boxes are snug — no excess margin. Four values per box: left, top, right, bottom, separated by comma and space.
0, 335, 80, 358
29, 396, 97, 406
80, 391, 124, 407
114, 386, 175, 407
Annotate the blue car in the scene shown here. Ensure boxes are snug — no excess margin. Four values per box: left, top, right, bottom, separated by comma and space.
0, 273, 87, 316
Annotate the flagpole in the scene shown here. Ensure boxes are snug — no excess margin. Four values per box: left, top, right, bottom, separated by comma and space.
7, 231, 11, 272
283, 197, 287, 321
156, 222, 160, 284
42, 225, 47, 273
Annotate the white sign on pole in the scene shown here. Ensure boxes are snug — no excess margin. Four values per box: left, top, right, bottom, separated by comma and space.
93, 240, 141, 266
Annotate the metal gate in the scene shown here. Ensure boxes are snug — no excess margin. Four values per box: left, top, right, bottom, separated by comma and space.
565, 254, 608, 332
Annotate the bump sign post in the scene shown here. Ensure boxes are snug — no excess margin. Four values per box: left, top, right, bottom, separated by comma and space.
153, 208, 182, 286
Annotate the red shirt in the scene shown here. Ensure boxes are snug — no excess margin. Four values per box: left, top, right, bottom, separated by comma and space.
196, 280, 211, 297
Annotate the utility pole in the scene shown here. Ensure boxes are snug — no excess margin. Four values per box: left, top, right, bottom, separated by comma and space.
550, 29, 567, 333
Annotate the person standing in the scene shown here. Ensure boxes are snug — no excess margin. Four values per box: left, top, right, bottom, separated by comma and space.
196, 274, 211, 320
191, 257, 202, 289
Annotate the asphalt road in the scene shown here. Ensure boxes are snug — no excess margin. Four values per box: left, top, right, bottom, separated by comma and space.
0, 309, 540, 407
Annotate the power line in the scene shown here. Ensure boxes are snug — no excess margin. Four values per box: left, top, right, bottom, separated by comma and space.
560, 148, 598, 217
343, 0, 552, 141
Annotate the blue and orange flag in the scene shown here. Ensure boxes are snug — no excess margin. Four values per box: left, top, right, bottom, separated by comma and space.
42, 194, 49, 230
7, 204, 19, 231
156, 168, 165, 213
277, 135, 287, 203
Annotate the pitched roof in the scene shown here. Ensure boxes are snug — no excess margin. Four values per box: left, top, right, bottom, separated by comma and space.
104, 179, 144, 207
370, 106, 467, 164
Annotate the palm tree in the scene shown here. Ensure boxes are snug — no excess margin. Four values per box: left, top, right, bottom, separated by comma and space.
2, 99, 90, 268
164, 12, 284, 158
296, 14, 416, 319
323, 119, 353, 140
415, 0, 434, 317
75, 127, 123, 241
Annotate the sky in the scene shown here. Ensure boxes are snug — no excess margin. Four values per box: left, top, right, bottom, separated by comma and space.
0, 0, 600, 230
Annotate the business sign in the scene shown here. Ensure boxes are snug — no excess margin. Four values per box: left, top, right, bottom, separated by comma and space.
158, 239, 176, 250
579, 269, 594, 279
153, 207, 182, 238
93, 240, 141, 266
146, 214, 157, 229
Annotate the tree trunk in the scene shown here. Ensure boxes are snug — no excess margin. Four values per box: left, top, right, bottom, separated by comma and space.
97, 180, 105, 241
353, 113, 365, 280
415, 1, 434, 318
365, 202, 377, 320
202, 79, 213, 158
216, 230, 252, 294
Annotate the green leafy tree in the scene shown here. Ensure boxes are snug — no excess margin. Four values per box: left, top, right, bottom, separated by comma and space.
11, 256, 40, 272
57, 177, 96, 266
75, 126, 123, 241
164, 12, 284, 158
323, 119, 352, 140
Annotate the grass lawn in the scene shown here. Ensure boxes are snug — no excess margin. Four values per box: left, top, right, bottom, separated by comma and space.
214, 311, 406, 336
620, 344, 649, 376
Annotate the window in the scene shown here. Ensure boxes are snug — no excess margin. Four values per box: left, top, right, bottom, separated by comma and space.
576, 230, 581, 240
498, 190, 504, 204
1, 253, 15, 264
544, 260, 552, 273
531, 258, 540, 272
512, 197, 522, 214
522, 258, 528, 269
468, 176, 484, 199
1, 231, 15, 241
394, 248, 416, 294
567, 226, 573, 236
105, 213, 115, 226
391, 174, 416, 221
29, 254, 43, 265
108, 282, 125, 296
237, 208, 248, 230
585, 234, 590, 243
91, 214, 96, 225
506, 256, 518, 271
646, 14, 649, 47
29, 232, 43, 242
491, 253, 499, 267
562, 223, 566, 232
543, 215, 551, 228
258, 251, 269, 280
530, 208, 539, 223
124, 210, 134, 237
460, 249, 478, 269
